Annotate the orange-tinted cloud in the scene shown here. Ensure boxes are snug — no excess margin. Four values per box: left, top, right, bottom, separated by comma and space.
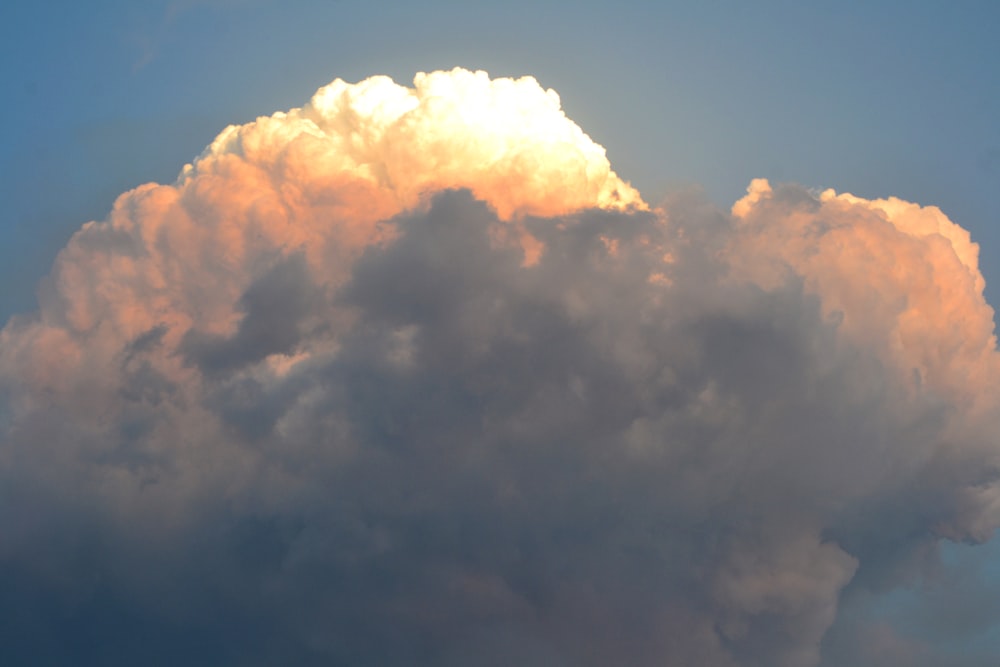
0, 70, 997, 667
731, 179, 998, 414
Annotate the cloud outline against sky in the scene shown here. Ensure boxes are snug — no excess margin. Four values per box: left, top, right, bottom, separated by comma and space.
0, 68, 998, 667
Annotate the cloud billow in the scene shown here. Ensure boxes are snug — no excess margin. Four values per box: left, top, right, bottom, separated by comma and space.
0, 69, 997, 666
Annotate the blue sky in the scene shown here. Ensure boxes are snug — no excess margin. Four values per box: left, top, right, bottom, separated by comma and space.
4, 1, 999, 315
2, 1, 1000, 664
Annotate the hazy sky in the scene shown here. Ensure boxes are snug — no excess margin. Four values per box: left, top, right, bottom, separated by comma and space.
2, 2, 999, 665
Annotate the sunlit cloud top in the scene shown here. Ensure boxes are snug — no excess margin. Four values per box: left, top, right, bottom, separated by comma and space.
194, 67, 645, 221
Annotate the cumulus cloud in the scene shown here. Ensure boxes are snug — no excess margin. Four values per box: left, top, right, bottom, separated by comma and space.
0, 68, 998, 666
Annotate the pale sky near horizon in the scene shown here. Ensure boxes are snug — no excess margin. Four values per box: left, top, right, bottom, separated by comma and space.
2, 2, 1000, 665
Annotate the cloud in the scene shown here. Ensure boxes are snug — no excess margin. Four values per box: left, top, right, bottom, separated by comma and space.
0, 69, 998, 666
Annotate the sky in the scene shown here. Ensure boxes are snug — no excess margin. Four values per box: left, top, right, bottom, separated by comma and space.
1, 1, 1000, 665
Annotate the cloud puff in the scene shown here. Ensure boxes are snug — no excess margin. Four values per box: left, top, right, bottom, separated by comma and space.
0, 69, 998, 666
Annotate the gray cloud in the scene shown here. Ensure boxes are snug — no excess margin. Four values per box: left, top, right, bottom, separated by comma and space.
1, 71, 998, 666
1, 186, 996, 665
181, 251, 322, 376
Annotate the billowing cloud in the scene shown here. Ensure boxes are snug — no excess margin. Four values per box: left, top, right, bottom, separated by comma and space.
1, 69, 998, 666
